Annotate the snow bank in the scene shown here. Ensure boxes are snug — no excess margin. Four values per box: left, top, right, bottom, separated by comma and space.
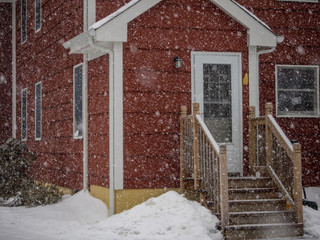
0, 191, 108, 240
0, 190, 222, 240
304, 187, 320, 238
88, 191, 222, 240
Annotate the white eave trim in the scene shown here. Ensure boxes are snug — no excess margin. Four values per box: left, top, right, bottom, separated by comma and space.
63, 0, 161, 60
63, 0, 283, 58
212, 0, 283, 47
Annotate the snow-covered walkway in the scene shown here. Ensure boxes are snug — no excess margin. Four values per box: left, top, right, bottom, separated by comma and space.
0, 189, 319, 240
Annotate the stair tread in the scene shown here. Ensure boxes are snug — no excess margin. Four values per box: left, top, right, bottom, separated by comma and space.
226, 223, 302, 229
229, 187, 277, 191
229, 177, 272, 180
229, 198, 284, 203
229, 210, 293, 215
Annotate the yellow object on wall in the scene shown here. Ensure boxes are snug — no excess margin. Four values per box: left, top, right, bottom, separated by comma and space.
243, 73, 249, 86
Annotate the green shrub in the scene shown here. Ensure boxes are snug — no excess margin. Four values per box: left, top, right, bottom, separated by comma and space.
0, 138, 62, 207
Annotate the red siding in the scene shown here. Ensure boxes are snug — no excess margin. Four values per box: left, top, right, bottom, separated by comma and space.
15, 0, 84, 190
122, 0, 249, 188
0, 4, 12, 145
3, 0, 319, 191
238, 0, 320, 186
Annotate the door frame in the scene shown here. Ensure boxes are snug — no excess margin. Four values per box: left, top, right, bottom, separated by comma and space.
191, 51, 243, 175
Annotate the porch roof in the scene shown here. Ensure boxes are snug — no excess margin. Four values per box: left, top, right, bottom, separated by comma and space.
63, 0, 284, 59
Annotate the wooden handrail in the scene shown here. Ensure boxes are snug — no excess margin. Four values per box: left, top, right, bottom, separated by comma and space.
180, 103, 229, 230
249, 103, 303, 224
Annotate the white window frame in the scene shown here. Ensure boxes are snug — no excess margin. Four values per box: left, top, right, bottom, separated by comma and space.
21, 0, 27, 44
35, 82, 42, 140
276, 0, 318, 2
35, 0, 41, 32
21, 88, 27, 141
276, 65, 319, 117
73, 63, 83, 139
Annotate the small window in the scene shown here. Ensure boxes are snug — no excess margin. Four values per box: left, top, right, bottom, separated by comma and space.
21, 88, 27, 141
35, 82, 42, 140
21, 0, 27, 43
74, 64, 83, 139
276, 65, 319, 117
35, 0, 41, 32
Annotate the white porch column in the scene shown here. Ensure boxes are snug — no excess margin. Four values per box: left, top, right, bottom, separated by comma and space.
249, 46, 259, 116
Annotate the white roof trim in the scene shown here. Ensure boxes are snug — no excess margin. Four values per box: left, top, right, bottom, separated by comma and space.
64, 0, 283, 58
212, 0, 282, 46
89, 0, 141, 30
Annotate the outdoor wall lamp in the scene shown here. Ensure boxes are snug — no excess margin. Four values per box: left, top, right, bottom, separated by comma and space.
174, 56, 183, 69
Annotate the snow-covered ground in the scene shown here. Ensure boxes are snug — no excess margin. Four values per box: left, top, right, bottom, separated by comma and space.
0, 188, 319, 240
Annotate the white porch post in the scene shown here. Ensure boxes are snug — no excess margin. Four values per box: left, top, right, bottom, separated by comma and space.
249, 46, 259, 116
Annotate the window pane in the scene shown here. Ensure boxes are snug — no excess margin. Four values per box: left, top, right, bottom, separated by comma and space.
21, 0, 27, 43
203, 64, 232, 143
22, 89, 27, 140
74, 65, 83, 138
35, 82, 41, 139
277, 66, 318, 116
35, 0, 41, 31
278, 67, 316, 89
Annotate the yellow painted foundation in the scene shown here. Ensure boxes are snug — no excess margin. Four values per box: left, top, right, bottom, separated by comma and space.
35, 181, 74, 195
90, 185, 181, 214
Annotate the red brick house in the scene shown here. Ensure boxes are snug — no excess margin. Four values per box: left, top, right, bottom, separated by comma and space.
0, 0, 319, 215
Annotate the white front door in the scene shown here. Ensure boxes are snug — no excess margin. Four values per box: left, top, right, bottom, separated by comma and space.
192, 52, 243, 174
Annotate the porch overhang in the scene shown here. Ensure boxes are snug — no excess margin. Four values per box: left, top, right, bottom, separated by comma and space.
214, 0, 284, 47
62, 30, 114, 60
63, 0, 283, 58
63, 0, 162, 60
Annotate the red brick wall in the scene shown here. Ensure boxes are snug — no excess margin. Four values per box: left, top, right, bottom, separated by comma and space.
238, 0, 320, 186
122, 0, 249, 188
0, 3, 12, 145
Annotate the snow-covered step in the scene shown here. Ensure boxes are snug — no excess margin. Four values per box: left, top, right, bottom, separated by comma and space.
229, 187, 280, 200
225, 223, 304, 240
229, 210, 295, 225
229, 177, 274, 189
229, 199, 286, 212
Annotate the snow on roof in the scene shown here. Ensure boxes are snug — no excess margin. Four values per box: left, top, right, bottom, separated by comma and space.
89, 0, 141, 30
231, 0, 271, 31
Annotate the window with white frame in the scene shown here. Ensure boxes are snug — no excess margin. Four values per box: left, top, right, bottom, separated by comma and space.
276, 65, 319, 117
35, 0, 41, 32
21, 0, 27, 43
74, 64, 83, 139
35, 82, 42, 140
21, 88, 27, 141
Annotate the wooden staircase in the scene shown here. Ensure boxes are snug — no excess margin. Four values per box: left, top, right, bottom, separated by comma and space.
180, 103, 304, 240
226, 177, 303, 240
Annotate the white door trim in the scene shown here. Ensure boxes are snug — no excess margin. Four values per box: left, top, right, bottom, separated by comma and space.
191, 52, 243, 175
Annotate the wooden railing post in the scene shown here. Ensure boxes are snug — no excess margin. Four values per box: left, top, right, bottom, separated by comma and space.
265, 103, 273, 167
219, 145, 229, 231
249, 106, 256, 176
293, 143, 303, 224
180, 105, 187, 189
193, 103, 200, 190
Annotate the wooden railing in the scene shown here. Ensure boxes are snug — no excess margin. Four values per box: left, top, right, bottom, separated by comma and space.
180, 103, 229, 230
249, 103, 303, 224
